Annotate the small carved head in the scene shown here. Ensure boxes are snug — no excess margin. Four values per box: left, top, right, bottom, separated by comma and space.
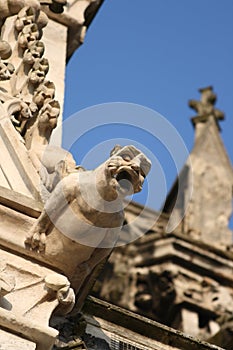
23, 41, 45, 64
29, 58, 49, 84
0, 61, 14, 80
33, 81, 55, 107
38, 100, 60, 131
15, 7, 37, 31
18, 24, 39, 48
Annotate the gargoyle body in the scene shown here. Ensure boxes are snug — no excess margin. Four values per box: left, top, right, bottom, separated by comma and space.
25, 145, 151, 296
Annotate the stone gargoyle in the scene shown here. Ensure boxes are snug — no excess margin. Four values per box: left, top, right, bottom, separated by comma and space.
25, 145, 151, 304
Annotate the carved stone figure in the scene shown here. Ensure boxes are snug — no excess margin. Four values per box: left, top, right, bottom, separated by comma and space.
25, 145, 151, 299
32, 80, 55, 107
0, 1, 40, 18
23, 40, 45, 64
44, 274, 75, 315
25, 145, 151, 250
0, 60, 14, 80
0, 0, 66, 25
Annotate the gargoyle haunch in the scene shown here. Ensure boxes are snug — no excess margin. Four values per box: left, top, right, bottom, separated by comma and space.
25, 145, 151, 251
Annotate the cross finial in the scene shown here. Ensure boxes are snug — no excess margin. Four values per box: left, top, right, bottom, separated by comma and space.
189, 86, 224, 126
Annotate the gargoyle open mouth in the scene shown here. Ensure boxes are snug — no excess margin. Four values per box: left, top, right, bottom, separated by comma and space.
116, 170, 133, 191
113, 166, 140, 194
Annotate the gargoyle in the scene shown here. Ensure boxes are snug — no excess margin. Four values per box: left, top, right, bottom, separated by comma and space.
25, 145, 151, 252
25, 145, 151, 307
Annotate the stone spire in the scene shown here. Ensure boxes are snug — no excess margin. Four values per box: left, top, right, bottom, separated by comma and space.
165, 87, 233, 247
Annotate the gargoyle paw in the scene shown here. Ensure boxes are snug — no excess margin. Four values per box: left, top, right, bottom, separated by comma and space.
25, 232, 46, 253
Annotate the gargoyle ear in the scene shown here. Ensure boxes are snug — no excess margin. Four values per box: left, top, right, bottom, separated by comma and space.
110, 144, 122, 156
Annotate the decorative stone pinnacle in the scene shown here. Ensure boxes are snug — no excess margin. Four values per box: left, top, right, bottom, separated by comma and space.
189, 86, 224, 127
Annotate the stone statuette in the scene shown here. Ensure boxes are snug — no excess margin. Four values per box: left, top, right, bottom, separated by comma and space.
25, 145, 151, 302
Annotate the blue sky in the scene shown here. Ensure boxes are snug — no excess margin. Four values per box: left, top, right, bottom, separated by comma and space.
62, 0, 233, 222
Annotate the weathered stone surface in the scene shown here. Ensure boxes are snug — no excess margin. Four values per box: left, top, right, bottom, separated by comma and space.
208, 315, 233, 350
82, 297, 224, 350
0, 5, 61, 149
41, 0, 104, 59
0, 264, 15, 298
24, 145, 151, 314
0, 329, 36, 350
164, 87, 233, 246
0, 248, 60, 349
1, 2, 232, 349
0, 1, 106, 348
0, 96, 151, 349
93, 226, 233, 343
45, 274, 70, 291
0, 119, 43, 206
0, 1, 102, 148
50, 296, 225, 349
36, 18, 66, 146
189, 86, 224, 124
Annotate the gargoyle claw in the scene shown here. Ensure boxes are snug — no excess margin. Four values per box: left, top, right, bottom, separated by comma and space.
24, 232, 46, 253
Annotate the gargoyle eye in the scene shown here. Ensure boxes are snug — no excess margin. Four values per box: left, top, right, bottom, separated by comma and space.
122, 154, 131, 162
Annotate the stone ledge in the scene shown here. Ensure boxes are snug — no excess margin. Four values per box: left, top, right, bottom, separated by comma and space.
83, 296, 224, 350
0, 186, 42, 218
0, 307, 58, 350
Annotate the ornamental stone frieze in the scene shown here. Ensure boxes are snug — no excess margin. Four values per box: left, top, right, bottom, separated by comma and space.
0, 5, 59, 144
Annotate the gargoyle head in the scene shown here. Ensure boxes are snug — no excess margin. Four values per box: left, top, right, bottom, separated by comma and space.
107, 145, 151, 197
